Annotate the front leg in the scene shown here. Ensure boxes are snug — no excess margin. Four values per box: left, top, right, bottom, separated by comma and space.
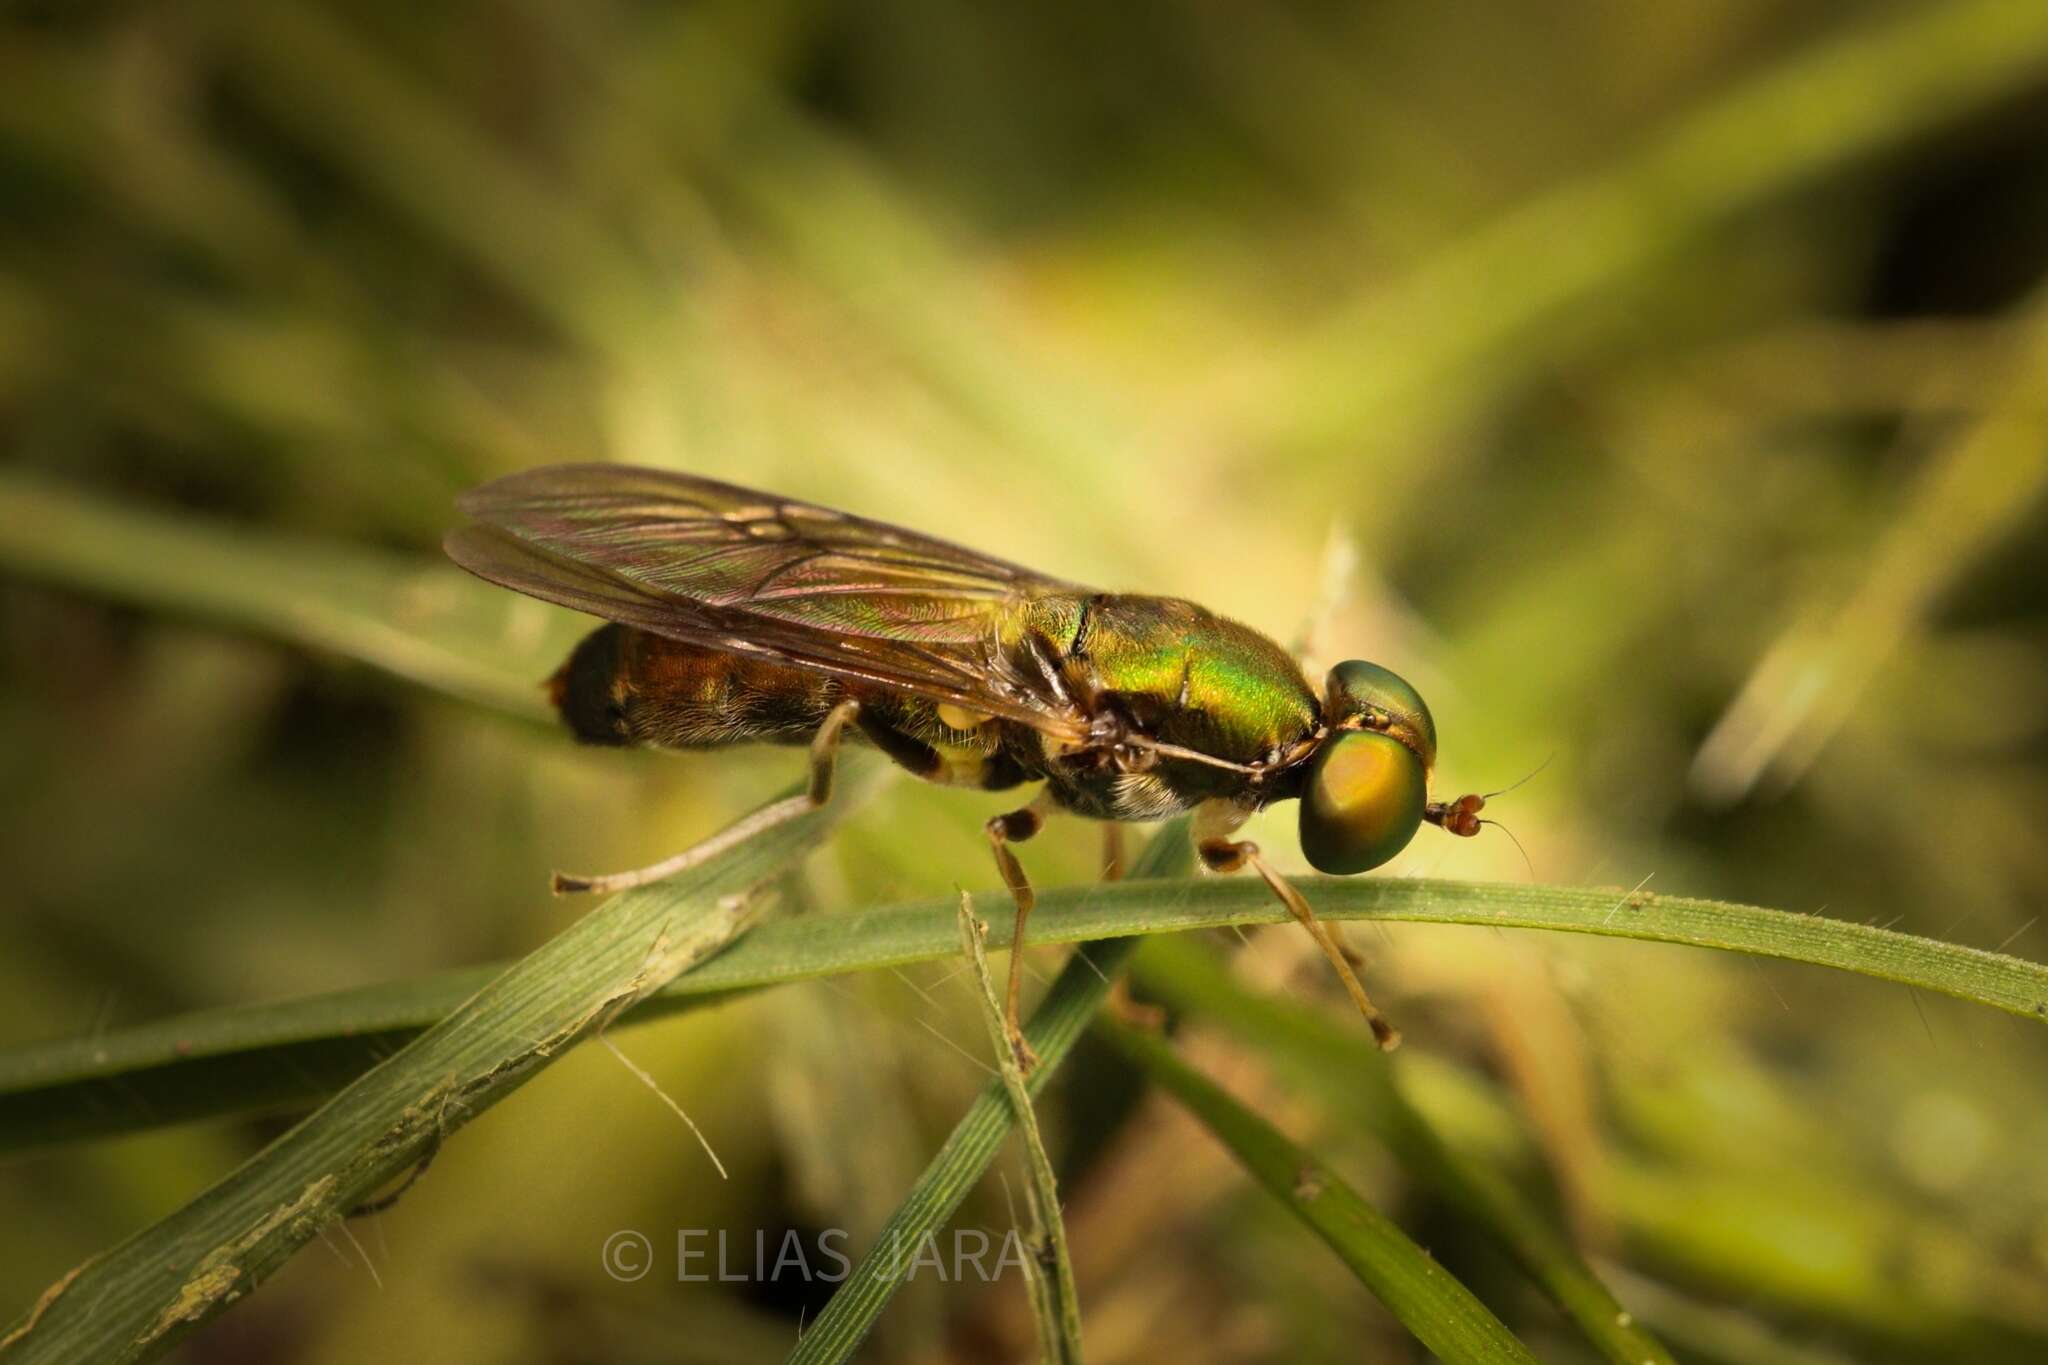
1193, 799, 1401, 1050
987, 788, 1059, 1072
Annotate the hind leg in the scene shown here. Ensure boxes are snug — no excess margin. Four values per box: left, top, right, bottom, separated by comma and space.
554, 699, 863, 895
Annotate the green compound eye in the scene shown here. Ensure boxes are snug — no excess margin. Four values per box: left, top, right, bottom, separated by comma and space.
1299, 730, 1427, 875
1324, 660, 1436, 768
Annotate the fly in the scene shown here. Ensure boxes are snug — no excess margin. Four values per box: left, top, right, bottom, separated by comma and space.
445, 464, 1486, 1067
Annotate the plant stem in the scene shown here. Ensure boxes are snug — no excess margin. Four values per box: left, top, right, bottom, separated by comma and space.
956, 893, 1083, 1365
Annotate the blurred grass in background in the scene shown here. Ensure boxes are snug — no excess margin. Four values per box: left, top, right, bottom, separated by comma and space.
4, 0, 2048, 1360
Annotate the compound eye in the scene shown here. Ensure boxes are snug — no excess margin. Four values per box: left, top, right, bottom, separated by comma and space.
1324, 661, 1436, 766
1299, 731, 1426, 875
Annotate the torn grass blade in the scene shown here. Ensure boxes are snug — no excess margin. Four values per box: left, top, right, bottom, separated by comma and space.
0, 761, 882, 1363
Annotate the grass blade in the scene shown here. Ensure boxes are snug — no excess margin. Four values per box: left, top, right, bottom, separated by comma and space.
1692, 286, 2048, 803
1238, 0, 2048, 464
1099, 1016, 1539, 1365
7, 872, 2044, 1152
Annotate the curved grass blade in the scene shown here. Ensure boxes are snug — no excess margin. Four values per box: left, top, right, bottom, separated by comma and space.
0, 762, 882, 1363
8, 871, 2042, 1152
1130, 934, 1674, 1365
0, 469, 568, 720
783, 821, 1193, 1365
1099, 1016, 1539, 1365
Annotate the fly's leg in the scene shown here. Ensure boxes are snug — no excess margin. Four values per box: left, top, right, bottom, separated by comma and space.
1101, 822, 1127, 883
987, 789, 1058, 1072
1100, 821, 1168, 1029
1193, 799, 1400, 1050
553, 700, 862, 895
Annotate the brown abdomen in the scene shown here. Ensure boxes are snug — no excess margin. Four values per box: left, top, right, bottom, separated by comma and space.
548, 624, 843, 750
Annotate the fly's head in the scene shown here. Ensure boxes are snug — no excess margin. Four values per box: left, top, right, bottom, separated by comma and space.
1299, 661, 1481, 874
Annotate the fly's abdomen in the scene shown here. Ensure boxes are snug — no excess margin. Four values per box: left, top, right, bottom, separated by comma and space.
548, 623, 635, 745
549, 624, 842, 750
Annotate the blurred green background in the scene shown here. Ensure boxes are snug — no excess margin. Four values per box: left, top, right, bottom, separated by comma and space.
4, 0, 2048, 1360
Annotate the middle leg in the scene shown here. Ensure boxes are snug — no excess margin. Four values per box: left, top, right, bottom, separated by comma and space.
845, 711, 1053, 1066
1100, 822, 1127, 883
986, 788, 1059, 1071
1100, 821, 1168, 1029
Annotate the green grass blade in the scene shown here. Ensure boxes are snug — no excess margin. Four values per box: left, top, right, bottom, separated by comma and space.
0, 469, 566, 719
674, 873, 2048, 1022
1100, 1016, 1539, 1365
6, 872, 2043, 1151
783, 823, 1194, 1365
0, 765, 881, 1362
1130, 934, 1675, 1365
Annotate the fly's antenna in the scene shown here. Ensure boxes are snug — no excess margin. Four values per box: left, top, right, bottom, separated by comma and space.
1479, 818, 1536, 880
1446, 754, 1548, 874
1480, 751, 1554, 802
1428, 753, 1549, 857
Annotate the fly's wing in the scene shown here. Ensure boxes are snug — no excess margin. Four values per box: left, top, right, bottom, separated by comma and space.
446, 464, 1092, 740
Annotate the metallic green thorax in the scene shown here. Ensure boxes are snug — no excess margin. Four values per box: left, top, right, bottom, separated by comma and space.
998, 593, 1322, 821
1039, 594, 1315, 758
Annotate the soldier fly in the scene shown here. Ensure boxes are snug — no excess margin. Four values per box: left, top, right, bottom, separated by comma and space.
446, 465, 1485, 1066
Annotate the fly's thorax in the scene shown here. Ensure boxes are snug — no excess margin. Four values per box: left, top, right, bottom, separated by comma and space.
1038, 594, 1320, 769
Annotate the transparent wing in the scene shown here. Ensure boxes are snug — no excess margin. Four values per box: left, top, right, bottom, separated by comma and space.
446, 465, 1092, 739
